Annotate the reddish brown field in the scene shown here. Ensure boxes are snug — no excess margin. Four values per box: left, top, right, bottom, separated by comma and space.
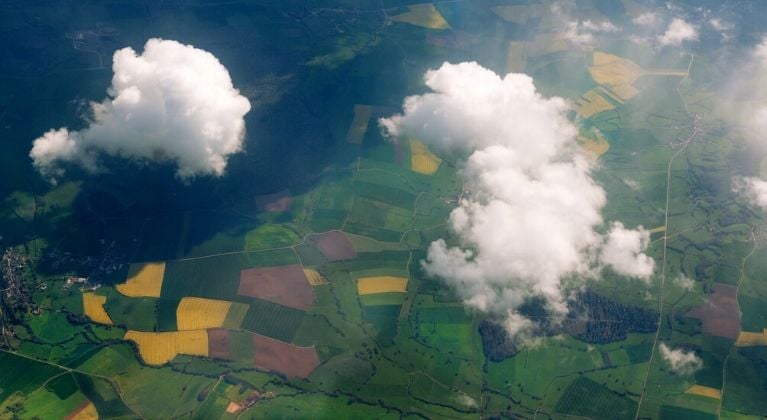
687, 283, 740, 340
238, 264, 314, 310
310, 231, 357, 261
255, 190, 292, 212
253, 334, 320, 379
208, 328, 230, 359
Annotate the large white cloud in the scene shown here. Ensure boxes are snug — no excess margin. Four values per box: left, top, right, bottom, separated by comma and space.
380, 62, 654, 339
658, 18, 698, 46
728, 37, 767, 206
659, 343, 702, 375
30, 38, 251, 181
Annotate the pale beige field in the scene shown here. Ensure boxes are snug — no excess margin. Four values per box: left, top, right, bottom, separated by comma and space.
303, 268, 329, 286
527, 33, 568, 57
577, 133, 610, 158
357, 276, 408, 295
505, 41, 527, 74
588, 51, 687, 103
575, 90, 615, 118
116, 262, 165, 298
390, 4, 450, 30
608, 83, 641, 101
82, 293, 112, 325
124, 330, 208, 365
590, 57, 642, 86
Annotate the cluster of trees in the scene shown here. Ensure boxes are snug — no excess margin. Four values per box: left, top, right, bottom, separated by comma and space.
565, 291, 658, 344
478, 319, 518, 362
479, 291, 659, 361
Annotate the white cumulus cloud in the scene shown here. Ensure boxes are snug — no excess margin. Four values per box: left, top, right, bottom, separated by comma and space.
658, 18, 698, 46
30, 38, 251, 181
633, 12, 660, 28
659, 343, 702, 375
379, 62, 654, 339
733, 176, 767, 210
600, 222, 655, 280
564, 19, 621, 48
674, 273, 695, 291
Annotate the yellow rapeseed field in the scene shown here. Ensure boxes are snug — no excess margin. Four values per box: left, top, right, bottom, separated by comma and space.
304, 268, 329, 286
357, 276, 408, 295
345, 104, 372, 144
685, 385, 721, 400
70, 401, 98, 420
410, 139, 442, 175
735, 330, 767, 346
575, 90, 615, 118
124, 330, 208, 365
82, 293, 113, 325
116, 262, 165, 298
176, 297, 233, 331
390, 4, 450, 30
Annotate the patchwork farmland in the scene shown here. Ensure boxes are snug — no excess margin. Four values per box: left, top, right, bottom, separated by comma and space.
3, 2, 762, 418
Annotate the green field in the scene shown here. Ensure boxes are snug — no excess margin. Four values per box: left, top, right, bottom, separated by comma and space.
240, 298, 305, 343
0, 352, 65, 402
554, 377, 638, 419
161, 249, 298, 301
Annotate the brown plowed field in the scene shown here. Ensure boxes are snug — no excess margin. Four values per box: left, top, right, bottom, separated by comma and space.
310, 231, 357, 261
253, 334, 320, 379
208, 328, 230, 359
687, 283, 740, 340
255, 190, 292, 212
238, 264, 314, 310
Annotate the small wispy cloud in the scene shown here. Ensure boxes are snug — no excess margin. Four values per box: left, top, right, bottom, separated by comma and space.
659, 343, 702, 375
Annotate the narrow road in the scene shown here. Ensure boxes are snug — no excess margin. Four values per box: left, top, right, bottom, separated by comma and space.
0, 348, 145, 419
717, 230, 758, 418
634, 54, 696, 419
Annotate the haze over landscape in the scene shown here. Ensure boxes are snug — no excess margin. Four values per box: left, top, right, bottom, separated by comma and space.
2, 0, 767, 418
